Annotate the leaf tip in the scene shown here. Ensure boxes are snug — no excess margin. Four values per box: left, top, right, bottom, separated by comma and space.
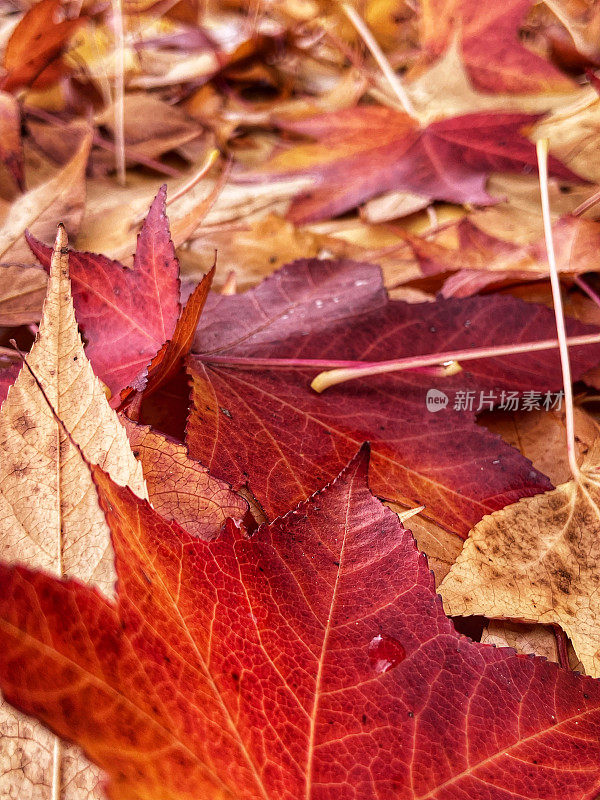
345, 441, 371, 478
54, 223, 68, 251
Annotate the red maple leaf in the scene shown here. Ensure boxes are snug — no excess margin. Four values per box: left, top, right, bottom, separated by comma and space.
259, 108, 582, 223
185, 258, 600, 536
418, 0, 576, 93
399, 215, 600, 297
26, 185, 180, 395
1, 449, 600, 799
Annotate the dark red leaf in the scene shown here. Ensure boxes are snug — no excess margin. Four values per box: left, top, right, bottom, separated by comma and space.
26, 186, 181, 395
186, 258, 600, 536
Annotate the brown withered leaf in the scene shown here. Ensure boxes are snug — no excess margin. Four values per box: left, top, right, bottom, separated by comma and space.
76, 170, 309, 264
121, 418, 247, 539
92, 93, 200, 172
0, 91, 23, 189
0, 226, 146, 799
0, 264, 47, 326
0, 129, 90, 263
440, 439, 600, 677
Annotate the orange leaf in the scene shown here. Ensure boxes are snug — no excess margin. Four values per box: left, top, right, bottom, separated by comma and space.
2, 0, 84, 92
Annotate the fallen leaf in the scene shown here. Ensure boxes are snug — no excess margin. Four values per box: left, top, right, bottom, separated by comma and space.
261, 107, 581, 223
117, 264, 215, 410
28, 185, 181, 395
408, 37, 584, 123
0, 226, 146, 799
542, 0, 600, 65
469, 173, 595, 244
533, 89, 600, 183
2, 447, 600, 798
417, 0, 575, 93
480, 405, 599, 485
386, 503, 463, 585
92, 93, 200, 172
120, 417, 246, 538
0, 91, 23, 189
186, 258, 600, 536
0, 129, 91, 263
1, 0, 83, 92
481, 620, 560, 662
402, 215, 600, 296
75, 170, 309, 263
0, 362, 19, 407
0, 264, 47, 325
440, 438, 600, 677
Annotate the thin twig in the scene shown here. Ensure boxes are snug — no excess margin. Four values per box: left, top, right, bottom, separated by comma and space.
195, 332, 600, 387
575, 275, 600, 309
111, 0, 126, 185
572, 188, 600, 217
341, 3, 417, 118
537, 138, 579, 481
166, 149, 219, 206
51, 739, 62, 800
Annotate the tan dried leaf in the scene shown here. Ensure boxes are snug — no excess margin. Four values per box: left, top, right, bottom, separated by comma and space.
480, 405, 599, 486
481, 620, 560, 662
0, 264, 47, 326
0, 226, 147, 798
408, 37, 582, 123
0, 129, 91, 263
440, 439, 600, 677
77, 171, 309, 263
533, 90, 600, 183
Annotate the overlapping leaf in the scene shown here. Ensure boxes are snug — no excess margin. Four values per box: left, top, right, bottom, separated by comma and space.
187, 257, 600, 536
121, 417, 246, 538
28, 185, 181, 394
402, 215, 600, 296
0, 129, 91, 263
2, 448, 600, 798
0, 226, 146, 799
418, 0, 575, 93
440, 438, 600, 677
259, 107, 581, 223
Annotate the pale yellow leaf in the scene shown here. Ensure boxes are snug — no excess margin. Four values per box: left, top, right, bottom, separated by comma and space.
0, 226, 147, 798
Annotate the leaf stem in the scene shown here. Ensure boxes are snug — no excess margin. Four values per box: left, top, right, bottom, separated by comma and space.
51, 738, 62, 800
341, 3, 417, 119
537, 138, 579, 481
195, 332, 600, 389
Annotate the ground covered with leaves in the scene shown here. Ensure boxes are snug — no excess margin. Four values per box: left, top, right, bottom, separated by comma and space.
3, 1, 600, 798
